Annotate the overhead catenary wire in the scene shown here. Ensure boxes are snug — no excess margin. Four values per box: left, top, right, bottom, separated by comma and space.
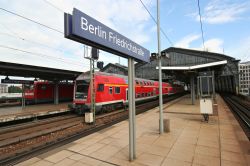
138, 0, 173, 46
0, 23, 22, 39
0, 32, 66, 54
42, 0, 65, 13
0, 7, 63, 34
0, 44, 86, 66
0, 7, 91, 67
197, 0, 206, 51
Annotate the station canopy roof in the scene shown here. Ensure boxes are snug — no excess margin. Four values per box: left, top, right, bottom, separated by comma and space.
0, 61, 82, 81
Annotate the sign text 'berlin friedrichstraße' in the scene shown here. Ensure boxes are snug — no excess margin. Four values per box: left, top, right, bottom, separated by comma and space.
65, 8, 150, 62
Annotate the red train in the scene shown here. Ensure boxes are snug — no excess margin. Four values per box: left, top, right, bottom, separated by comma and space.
71, 72, 183, 114
24, 82, 74, 104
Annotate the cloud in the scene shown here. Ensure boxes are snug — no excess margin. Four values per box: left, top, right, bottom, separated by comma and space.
227, 36, 250, 61
174, 34, 224, 54
203, 38, 223, 53
197, 0, 250, 24
174, 34, 201, 48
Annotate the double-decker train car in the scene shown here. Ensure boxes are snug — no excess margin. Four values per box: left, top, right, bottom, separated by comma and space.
71, 72, 183, 114
25, 82, 73, 104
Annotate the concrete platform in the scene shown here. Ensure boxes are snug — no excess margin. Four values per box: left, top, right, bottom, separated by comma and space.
0, 103, 70, 123
17, 95, 249, 166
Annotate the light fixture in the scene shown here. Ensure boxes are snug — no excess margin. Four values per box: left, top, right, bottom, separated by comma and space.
150, 53, 158, 60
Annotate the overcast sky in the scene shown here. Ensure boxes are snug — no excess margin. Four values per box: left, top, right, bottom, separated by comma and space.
0, 0, 250, 75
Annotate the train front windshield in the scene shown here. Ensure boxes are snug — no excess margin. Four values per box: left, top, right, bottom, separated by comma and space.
75, 80, 89, 99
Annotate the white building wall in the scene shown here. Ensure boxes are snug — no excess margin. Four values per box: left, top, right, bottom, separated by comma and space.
239, 61, 250, 96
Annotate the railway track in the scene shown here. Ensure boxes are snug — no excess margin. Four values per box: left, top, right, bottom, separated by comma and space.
0, 93, 184, 165
221, 94, 250, 140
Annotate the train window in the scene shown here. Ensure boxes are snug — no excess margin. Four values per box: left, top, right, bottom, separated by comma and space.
151, 92, 153, 96
142, 93, 144, 97
97, 84, 104, 91
109, 87, 113, 94
115, 87, 120, 94
136, 80, 139, 85
139, 81, 143, 86
148, 92, 151, 96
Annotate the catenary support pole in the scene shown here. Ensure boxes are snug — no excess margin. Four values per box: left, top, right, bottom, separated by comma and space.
212, 71, 215, 98
191, 75, 195, 105
193, 76, 195, 103
157, 0, 163, 134
131, 58, 136, 159
128, 58, 134, 161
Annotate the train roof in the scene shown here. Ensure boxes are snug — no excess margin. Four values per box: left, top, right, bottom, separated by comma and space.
76, 72, 157, 83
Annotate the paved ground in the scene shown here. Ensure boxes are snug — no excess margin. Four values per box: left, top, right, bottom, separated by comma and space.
17, 95, 249, 166
0, 103, 70, 122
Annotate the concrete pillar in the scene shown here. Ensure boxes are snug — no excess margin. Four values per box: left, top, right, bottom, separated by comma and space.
197, 77, 200, 99
54, 82, 59, 105
128, 58, 136, 161
212, 71, 215, 98
190, 75, 195, 105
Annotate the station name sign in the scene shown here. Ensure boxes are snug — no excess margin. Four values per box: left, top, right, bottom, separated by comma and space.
64, 8, 150, 62
1, 79, 34, 84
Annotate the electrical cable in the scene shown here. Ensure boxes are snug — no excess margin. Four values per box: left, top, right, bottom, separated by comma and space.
0, 7, 63, 34
0, 44, 86, 66
197, 0, 205, 51
138, 0, 173, 46
0, 32, 66, 54
42, 0, 65, 13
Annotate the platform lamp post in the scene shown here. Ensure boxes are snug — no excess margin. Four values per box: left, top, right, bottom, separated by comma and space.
151, 50, 168, 134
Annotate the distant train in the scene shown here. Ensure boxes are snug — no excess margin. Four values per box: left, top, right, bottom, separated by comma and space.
25, 82, 74, 104
70, 72, 184, 114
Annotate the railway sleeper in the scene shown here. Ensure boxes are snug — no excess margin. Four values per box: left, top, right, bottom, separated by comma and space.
0, 117, 81, 141
0, 121, 81, 147
0, 115, 77, 135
